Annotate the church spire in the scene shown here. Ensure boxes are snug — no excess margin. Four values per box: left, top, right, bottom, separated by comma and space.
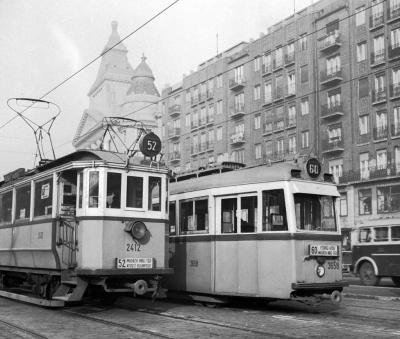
102, 21, 127, 53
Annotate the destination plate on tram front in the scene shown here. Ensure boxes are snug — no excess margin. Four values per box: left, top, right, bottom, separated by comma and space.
116, 258, 153, 269
309, 244, 338, 256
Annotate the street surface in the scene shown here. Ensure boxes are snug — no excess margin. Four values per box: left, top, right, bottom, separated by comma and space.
0, 282, 399, 338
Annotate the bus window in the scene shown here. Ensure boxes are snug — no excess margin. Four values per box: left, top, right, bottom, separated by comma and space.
149, 176, 161, 211
34, 178, 53, 217
16, 184, 31, 220
169, 201, 176, 235
106, 172, 121, 209
0, 191, 12, 224
294, 194, 337, 232
392, 226, 400, 241
180, 198, 208, 233
263, 190, 287, 231
240, 196, 257, 233
374, 227, 389, 242
88, 171, 99, 208
359, 228, 372, 243
126, 176, 143, 208
221, 198, 237, 233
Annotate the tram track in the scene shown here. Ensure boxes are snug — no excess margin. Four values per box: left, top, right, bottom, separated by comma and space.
0, 318, 50, 339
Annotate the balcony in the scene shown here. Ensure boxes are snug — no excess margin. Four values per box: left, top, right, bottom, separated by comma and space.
320, 103, 344, 119
390, 44, 400, 62
320, 69, 342, 86
230, 104, 245, 118
273, 59, 283, 71
321, 137, 344, 154
169, 151, 181, 163
263, 123, 273, 135
369, 14, 384, 31
168, 104, 181, 117
371, 89, 387, 105
319, 31, 341, 53
262, 64, 272, 76
284, 52, 295, 66
373, 126, 388, 140
388, 6, 400, 23
230, 131, 245, 145
392, 123, 400, 137
371, 50, 385, 67
390, 83, 400, 99
168, 127, 180, 139
229, 78, 246, 91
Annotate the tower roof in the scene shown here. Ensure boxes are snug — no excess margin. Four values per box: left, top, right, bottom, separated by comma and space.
103, 20, 127, 53
127, 54, 159, 96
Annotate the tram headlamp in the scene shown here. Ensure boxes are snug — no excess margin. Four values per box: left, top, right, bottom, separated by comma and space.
131, 221, 147, 240
316, 265, 325, 278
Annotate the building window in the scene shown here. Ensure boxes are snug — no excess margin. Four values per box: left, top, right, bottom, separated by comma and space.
375, 111, 387, 138
275, 47, 283, 68
254, 56, 261, 72
395, 146, 400, 173
301, 98, 309, 115
359, 115, 369, 135
216, 74, 223, 88
216, 100, 223, 115
373, 35, 385, 63
185, 113, 191, 127
340, 193, 348, 216
288, 135, 296, 154
360, 152, 370, 180
264, 82, 272, 103
255, 144, 262, 159
355, 6, 365, 26
391, 28, 400, 50
377, 185, 400, 213
327, 88, 341, 109
357, 42, 366, 62
329, 159, 343, 183
328, 125, 342, 142
300, 65, 308, 83
216, 126, 223, 141
287, 73, 296, 95
288, 105, 296, 125
234, 93, 244, 111
299, 34, 307, 51
275, 75, 283, 98
254, 114, 261, 129
208, 104, 214, 123
276, 138, 284, 155
263, 53, 271, 72
359, 188, 372, 215
185, 90, 191, 103
326, 55, 341, 75
265, 140, 272, 157
394, 106, 400, 135
254, 84, 261, 100
234, 65, 244, 84
377, 149, 387, 169
301, 131, 309, 148
359, 78, 369, 98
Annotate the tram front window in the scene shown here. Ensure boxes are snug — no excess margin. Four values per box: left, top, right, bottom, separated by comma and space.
294, 194, 337, 232
262, 189, 287, 231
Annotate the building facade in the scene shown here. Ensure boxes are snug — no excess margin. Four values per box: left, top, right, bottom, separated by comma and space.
160, 0, 400, 241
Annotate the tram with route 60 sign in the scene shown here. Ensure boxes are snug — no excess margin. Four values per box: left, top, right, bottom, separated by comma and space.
167, 158, 347, 305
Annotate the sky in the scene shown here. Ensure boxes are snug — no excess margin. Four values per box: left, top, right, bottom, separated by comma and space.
0, 0, 313, 177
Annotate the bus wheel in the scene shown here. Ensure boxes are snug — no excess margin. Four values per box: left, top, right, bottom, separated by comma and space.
359, 262, 380, 286
391, 277, 400, 286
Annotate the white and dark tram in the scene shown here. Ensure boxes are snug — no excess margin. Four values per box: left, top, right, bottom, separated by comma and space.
167, 159, 347, 304
0, 149, 172, 306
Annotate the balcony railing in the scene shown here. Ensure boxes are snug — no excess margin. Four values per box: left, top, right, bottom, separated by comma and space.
392, 123, 400, 137
340, 164, 400, 184
388, 6, 400, 22
229, 77, 246, 90
372, 89, 386, 104
168, 104, 181, 116
371, 50, 385, 65
358, 133, 370, 144
390, 83, 400, 99
262, 64, 272, 75
230, 132, 245, 145
321, 137, 344, 154
168, 127, 180, 139
320, 31, 341, 53
320, 103, 344, 119
230, 104, 245, 118
320, 69, 342, 85
369, 14, 384, 30
373, 126, 388, 139
169, 151, 181, 162
284, 52, 295, 66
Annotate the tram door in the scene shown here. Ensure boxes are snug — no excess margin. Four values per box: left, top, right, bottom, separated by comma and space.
57, 170, 78, 268
214, 195, 258, 295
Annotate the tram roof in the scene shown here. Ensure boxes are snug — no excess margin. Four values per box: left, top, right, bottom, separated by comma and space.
170, 162, 333, 195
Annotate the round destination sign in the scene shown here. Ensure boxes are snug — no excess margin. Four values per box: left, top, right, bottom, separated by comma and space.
306, 158, 321, 178
139, 132, 162, 157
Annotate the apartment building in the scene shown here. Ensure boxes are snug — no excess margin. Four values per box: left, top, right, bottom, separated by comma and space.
160, 0, 400, 239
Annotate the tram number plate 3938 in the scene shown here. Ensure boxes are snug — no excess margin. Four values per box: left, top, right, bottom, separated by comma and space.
326, 260, 340, 270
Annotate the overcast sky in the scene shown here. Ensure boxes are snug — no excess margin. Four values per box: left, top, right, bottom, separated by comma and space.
0, 0, 312, 176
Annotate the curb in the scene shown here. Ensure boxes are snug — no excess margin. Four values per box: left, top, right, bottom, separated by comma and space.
344, 293, 400, 301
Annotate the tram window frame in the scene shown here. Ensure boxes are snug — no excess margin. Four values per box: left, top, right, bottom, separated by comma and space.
239, 195, 258, 233
126, 175, 144, 209
34, 177, 53, 218
179, 197, 209, 234
262, 189, 288, 232
15, 184, 31, 221
169, 201, 176, 235
221, 197, 238, 234
0, 190, 13, 224
78, 171, 83, 209
149, 176, 162, 211
88, 171, 100, 208
106, 172, 122, 209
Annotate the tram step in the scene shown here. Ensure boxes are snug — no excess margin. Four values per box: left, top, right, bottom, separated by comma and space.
61, 280, 77, 285
53, 293, 72, 301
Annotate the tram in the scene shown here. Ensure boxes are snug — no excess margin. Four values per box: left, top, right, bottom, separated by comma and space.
0, 148, 172, 306
167, 159, 347, 305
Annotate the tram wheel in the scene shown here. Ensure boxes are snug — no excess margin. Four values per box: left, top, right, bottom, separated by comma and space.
359, 262, 380, 286
391, 277, 400, 286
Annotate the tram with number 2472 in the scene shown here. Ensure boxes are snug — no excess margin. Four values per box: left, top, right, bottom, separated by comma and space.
167, 158, 347, 305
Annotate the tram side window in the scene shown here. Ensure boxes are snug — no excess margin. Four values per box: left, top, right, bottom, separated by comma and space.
359, 228, 372, 243
16, 184, 31, 220
126, 176, 143, 208
88, 171, 99, 208
263, 190, 287, 231
0, 191, 13, 224
169, 201, 176, 235
180, 198, 208, 234
78, 171, 83, 209
34, 178, 53, 217
106, 172, 121, 209
240, 196, 257, 233
392, 226, 400, 241
149, 176, 162, 211
221, 198, 237, 233
374, 227, 389, 242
